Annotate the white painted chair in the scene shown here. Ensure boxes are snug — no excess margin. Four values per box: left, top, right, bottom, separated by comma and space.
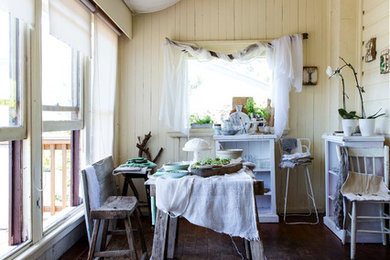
279, 138, 319, 225
341, 146, 390, 259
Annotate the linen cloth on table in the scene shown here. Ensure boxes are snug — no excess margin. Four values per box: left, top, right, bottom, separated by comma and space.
112, 166, 148, 176
155, 168, 259, 240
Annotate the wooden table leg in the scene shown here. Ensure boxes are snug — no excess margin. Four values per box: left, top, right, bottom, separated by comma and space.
244, 239, 251, 260
122, 176, 129, 196
128, 178, 140, 199
144, 177, 152, 220
249, 239, 265, 260
151, 209, 169, 260
167, 216, 178, 259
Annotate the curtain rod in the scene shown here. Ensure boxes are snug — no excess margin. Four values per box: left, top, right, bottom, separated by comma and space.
167, 33, 308, 60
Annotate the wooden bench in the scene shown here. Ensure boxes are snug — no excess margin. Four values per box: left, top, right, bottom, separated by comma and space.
149, 180, 265, 260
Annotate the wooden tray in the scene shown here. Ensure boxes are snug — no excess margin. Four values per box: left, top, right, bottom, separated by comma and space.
190, 163, 243, 177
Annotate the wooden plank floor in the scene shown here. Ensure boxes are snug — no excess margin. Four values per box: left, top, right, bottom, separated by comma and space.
60, 215, 390, 259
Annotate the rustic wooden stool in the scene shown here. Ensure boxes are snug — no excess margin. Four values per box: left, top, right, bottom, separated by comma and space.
87, 196, 147, 260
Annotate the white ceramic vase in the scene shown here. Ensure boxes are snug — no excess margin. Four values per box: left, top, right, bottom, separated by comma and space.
342, 119, 356, 136
359, 118, 375, 136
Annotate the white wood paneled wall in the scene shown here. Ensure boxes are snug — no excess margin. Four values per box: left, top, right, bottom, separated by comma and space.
116, 0, 334, 212
360, 0, 390, 139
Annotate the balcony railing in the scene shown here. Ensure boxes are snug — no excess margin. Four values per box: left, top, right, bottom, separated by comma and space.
42, 138, 71, 216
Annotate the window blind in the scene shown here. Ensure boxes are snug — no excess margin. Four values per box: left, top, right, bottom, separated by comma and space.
0, 0, 35, 25
88, 17, 118, 163
49, 0, 91, 56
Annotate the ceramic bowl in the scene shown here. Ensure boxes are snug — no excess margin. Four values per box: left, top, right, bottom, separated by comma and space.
220, 129, 239, 135
216, 149, 243, 159
163, 162, 190, 171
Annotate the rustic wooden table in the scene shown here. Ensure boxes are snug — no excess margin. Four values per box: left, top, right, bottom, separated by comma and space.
147, 178, 265, 260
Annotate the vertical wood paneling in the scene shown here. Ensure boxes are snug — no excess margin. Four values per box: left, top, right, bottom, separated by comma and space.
117, 0, 334, 212
361, 0, 390, 138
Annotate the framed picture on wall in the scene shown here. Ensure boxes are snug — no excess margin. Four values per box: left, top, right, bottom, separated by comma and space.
303, 66, 318, 85
380, 49, 389, 74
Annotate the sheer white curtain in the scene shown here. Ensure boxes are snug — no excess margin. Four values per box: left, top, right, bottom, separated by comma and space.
88, 17, 118, 163
160, 35, 302, 138
267, 34, 302, 137
159, 39, 190, 135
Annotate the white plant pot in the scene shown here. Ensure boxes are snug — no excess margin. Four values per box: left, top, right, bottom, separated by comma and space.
342, 119, 356, 136
359, 119, 375, 136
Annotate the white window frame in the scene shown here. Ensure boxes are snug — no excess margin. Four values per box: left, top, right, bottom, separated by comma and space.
0, 14, 29, 142
42, 50, 85, 132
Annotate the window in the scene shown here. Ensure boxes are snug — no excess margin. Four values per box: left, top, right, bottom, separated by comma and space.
0, 9, 27, 140
42, 37, 82, 122
41, 11, 84, 131
0, 9, 30, 257
40, 2, 85, 231
188, 57, 272, 123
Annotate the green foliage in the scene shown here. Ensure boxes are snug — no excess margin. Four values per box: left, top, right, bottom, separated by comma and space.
366, 108, 386, 119
244, 98, 270, 120
338, 109, 358, 119
244, 98, 257, 116
190, 114, 213, 124
258, 108, 271, 121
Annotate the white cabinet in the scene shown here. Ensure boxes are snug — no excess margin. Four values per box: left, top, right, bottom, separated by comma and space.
323, 134, 385, 243
214, 134, 279, 223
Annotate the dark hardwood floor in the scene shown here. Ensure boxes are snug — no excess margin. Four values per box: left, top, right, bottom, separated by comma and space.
60, 215, 390, 260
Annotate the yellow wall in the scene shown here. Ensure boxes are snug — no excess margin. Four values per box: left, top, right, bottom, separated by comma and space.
360, 0, 390, 142
116, 0, 361, 212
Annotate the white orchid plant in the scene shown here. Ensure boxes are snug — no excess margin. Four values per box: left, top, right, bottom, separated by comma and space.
326, 57, 385, 119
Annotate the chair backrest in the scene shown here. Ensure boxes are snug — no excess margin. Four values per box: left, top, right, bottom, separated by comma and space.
347, 146, 389, 187
81, 156, 117, 242
278, 138, 311, 156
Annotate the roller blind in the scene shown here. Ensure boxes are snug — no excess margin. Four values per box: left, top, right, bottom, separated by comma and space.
0, 0, 35, 25
49, 0, 91, 56
88, 17, 118, 163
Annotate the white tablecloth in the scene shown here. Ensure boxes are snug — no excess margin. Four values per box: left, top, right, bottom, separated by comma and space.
152, 168, 259, 240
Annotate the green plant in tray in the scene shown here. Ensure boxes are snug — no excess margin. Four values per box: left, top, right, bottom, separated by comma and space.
190, 114, 214, 124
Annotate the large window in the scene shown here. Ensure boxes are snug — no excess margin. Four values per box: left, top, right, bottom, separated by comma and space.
0, 0, 117, 257
188, 57, 272, 123
41, 4, 84, 231
0, 9, 30, 257
0, 10, 27, 139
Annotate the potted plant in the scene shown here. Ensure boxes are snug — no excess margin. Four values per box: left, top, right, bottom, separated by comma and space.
244, 97, 258, 119
327, 57, 385, 136
190, 114, 214, 129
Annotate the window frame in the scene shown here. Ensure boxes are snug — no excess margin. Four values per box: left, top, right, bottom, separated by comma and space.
42, 49, 85, 132
0, 14, 28, 142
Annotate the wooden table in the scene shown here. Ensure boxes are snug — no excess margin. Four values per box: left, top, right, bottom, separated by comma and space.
148, 179, 265, 260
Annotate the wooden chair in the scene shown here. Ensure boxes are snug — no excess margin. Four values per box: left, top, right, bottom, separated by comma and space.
81, 156, 147, 259
278, 138, 319, 224
341, 146, 390, 259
